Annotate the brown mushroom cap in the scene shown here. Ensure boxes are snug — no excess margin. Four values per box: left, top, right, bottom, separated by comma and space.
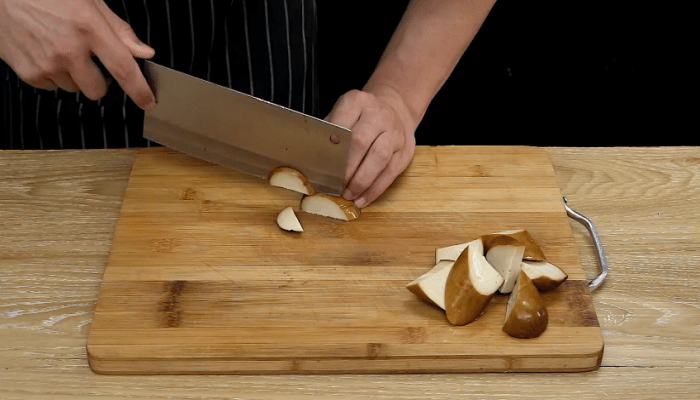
502, 270, 549, 338
445, 239, 504, 326
482, 229, 547, 261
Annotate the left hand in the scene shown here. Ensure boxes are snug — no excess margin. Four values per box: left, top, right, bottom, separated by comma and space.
325, 87, 416, 208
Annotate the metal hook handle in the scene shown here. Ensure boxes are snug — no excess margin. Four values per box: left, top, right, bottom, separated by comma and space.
563, 197, 609, 291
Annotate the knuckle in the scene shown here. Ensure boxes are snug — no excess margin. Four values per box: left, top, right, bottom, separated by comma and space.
371, 143, 393, 163
85, 88, 107, 101
53, 42, 81, 62
340, 89, 369, 108
15, 62, 44, 83
109, 58, 136, 82
16, 68, 41, 84
115, 21, 136, 37
81, 81, 108, 100
378, 107, 394, 123
39, 62, 60, 76
69, 10, 97, 33
385, 162, 400, 178
344, 89, 362, 99
349, 177, 370, 193
132, 88, 153, 107
336, 92, 356, 109
351, 131, 372, 150
353, 89, 371, 103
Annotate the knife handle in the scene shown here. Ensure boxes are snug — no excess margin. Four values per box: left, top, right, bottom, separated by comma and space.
91, 56, 147, 107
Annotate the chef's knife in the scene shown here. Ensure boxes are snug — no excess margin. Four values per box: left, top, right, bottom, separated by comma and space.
141, 61, 351, 195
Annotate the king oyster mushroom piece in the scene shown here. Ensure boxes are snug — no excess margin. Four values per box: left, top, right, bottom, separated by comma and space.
406, 260, 455, 310
276, 206, 303, 232
482, 229, 547, 261
503, 270, 549, 338
444, 238, 504, 326
520, 260, 568, 291
300, 193, 361, 221
485, 242, 526, 294
268, 166, 315, 195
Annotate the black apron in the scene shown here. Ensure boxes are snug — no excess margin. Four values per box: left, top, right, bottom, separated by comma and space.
1, 0, 319, 150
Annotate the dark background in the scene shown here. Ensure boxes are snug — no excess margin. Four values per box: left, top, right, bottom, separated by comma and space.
317, 1, 695, 146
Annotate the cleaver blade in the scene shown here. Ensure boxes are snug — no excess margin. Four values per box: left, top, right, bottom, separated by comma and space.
142, 61, 351, 195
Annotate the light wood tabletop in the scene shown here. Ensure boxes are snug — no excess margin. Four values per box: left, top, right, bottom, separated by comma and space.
1, 147, 699, 399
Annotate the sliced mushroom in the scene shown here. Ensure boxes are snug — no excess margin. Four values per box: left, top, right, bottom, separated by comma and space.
503, 270, 549, 338
445, 238, 504, 326
482, 229, 547, 261
435, 241, 470, 264
485, 244, 526, 294
300, 193, 361, 221
268, 166, 315, 195
406, 260, 455, 310
521, 260, 568, 291
276, 206, 303, 232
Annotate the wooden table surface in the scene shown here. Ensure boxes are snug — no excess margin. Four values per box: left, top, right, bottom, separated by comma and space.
1, 147, 699, 399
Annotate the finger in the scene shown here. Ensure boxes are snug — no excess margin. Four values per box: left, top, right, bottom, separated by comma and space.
342, 131, 396, 201
343, 116, 386, 185
69, 57, 109, 100
49, 72, 80, 92
353, 154, 405, 208
87, 12, 156, 109
325, 90, 366, 128
95, 1, 155, 59
28, 78, 58, 91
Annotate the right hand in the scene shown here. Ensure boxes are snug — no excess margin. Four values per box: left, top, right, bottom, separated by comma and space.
0, 0, 156, 110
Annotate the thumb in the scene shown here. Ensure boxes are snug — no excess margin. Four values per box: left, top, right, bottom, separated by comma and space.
96, 1, 155, 59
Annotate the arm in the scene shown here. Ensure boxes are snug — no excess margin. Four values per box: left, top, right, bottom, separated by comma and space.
327, 0, 497, 207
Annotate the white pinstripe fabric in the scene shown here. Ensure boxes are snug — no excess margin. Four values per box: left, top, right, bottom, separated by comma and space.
165, 0, 175, 69
57, 98, 63, 149
78, 102, 85, 149
35, 91, 43, 149
18, 87, 24, 149
242, 0, 255, 96
188, 0, 196, 74
206, 0, 216, 81
283, 0, 292, 108
263, 0, 275, 101
301, 0, 307, 114
6, 67, 13, 149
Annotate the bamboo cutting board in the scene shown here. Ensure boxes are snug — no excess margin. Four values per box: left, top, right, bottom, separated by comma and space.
87, 146, 603, 374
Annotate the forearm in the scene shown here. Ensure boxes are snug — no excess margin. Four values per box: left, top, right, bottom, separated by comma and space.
364, 0, 497, 132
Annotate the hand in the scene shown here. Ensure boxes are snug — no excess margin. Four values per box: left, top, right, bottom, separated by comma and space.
0, 0, 156, 109
326, 86, 416, 208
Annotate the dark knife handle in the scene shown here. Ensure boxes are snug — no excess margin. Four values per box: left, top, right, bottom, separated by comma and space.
92, 56, 147, 85
91, 56, 148, 107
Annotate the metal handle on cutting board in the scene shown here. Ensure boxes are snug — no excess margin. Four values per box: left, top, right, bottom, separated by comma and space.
563, 197, 609, 291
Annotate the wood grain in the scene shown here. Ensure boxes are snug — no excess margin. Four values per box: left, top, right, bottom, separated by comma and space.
85, 146, 602, 374
1, 147, 699, 398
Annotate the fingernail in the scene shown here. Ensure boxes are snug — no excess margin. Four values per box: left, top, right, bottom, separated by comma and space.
128, 38, 155, 56
141, 42, 155, 52
355, 197, 367, 208
342, 189, 353, 200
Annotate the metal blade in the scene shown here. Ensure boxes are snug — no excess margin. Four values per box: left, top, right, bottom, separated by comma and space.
142, 61, 351, 195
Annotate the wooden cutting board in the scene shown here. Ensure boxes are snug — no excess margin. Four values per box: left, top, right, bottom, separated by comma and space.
87, 146, 603, 374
